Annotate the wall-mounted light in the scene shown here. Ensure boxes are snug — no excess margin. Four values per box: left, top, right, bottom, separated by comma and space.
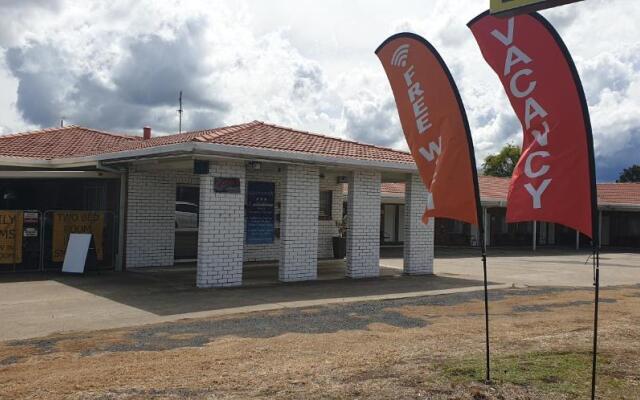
248, 161, 261, 170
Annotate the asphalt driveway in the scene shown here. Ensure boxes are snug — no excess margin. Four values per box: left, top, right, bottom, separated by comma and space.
410, 247, 639, 287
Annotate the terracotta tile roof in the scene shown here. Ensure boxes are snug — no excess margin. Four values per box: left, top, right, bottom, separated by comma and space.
116, 121, 260, 150
477, 177, 640, 207
378, 177, 511, 200
3, 123, 636, 207
191, 122, 414, 163
596, 183, 640, 206
379, 177, 640, 207
478, 175, 510, 201
0, 121, 414, 164
0, 126, 140, 160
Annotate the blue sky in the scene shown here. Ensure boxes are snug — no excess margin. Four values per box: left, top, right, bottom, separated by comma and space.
0, 0, 638, 181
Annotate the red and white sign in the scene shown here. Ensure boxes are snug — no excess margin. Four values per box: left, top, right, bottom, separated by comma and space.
469, 11, 597, 237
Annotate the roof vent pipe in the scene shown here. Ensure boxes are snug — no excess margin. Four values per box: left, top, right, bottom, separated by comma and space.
143, 126, 151, 140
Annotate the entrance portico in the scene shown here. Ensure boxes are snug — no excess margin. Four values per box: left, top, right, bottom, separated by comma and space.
123, 157, 433, 287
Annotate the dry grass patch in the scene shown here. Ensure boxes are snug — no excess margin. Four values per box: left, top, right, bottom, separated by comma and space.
0, 285, 639, 399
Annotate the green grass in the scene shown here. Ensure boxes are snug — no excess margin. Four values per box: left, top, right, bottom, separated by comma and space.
441, 351, 606, 397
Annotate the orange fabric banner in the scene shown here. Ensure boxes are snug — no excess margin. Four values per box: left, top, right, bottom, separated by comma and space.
376, 33, 481, 226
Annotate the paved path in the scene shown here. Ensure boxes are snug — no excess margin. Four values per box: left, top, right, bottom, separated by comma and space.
1, 249, 638, 341
0, 264, 503, 341
416, 249, 639, 287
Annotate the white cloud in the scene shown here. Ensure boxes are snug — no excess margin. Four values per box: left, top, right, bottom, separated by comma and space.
0, 0, 347, 135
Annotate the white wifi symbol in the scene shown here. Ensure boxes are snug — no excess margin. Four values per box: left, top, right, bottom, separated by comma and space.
391, 44, 410, 67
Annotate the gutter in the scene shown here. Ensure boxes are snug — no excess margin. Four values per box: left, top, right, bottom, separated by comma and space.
0, 170, 118, 179
95, 161, 123, 174
0, 157, 67, 168
597, 203, 640, 212
0, 142, 419, 173
480, 198, 507, 207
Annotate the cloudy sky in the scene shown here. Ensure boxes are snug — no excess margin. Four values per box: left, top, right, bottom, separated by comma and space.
0, 0, 638, 181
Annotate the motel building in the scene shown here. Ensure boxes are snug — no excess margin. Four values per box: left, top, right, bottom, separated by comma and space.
379, 178, 640, 251
0, 121, 433, 286
0, 122, 637, 287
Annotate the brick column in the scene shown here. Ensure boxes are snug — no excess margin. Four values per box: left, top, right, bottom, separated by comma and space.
197, 162, 245, 288
125, 168, 176, 268
346, 170, 381, 278
403, 174, 434, 275
279, 165, 319, 282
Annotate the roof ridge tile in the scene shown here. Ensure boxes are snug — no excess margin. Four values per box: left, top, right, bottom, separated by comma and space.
0, 125, 82, 140
177, 121, 263, 142
254, 121, 412, 156
0, 125, 141, 141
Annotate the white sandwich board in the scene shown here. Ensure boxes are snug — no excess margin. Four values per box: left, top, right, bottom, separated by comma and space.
61, 233, 92, 274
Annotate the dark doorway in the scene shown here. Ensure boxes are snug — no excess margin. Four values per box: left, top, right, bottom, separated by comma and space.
175, 185, 199, 260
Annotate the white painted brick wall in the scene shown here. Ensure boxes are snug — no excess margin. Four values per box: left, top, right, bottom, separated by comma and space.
197, 162, 245, 288
346, 170, 381, 278
125, 168, 176, 268
403, 174, 434, 275
279, 165, 319, 281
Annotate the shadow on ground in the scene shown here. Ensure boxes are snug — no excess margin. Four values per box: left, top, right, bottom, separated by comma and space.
0, 263, 490, 316
5, 285, 599, 357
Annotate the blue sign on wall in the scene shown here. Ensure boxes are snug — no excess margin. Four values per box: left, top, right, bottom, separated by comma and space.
246, 181, 275, 245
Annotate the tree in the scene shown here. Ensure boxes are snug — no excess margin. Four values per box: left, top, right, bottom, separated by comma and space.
617, 164, 640, 183
481, 144, 522, 177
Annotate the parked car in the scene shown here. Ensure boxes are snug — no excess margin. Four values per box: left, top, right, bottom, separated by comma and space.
175, 201, 198, 229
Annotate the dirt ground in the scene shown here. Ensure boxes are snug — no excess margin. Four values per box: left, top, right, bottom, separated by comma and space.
1, 285, 639, 399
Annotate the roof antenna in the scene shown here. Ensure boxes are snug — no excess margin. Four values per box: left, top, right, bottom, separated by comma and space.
177, 90, 183, 133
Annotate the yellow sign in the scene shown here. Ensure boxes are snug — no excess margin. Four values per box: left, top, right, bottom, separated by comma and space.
0, 211, 23, 264
490, 0, 583, 16
52, 212, 104, 262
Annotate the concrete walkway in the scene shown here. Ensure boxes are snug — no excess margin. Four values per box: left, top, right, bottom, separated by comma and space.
0, 261, 501, 341
1, 249, 638, 341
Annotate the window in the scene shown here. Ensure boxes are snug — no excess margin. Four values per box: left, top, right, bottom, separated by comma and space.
175, 186, 199, 230
319, 191, 333, 220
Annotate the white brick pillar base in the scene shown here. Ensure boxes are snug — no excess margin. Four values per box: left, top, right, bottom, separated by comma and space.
125, 169, 176, 268
346, 170, 381, 278
279, 165, 319, 282
197, 162, 245, 288
403, 174, 434, 275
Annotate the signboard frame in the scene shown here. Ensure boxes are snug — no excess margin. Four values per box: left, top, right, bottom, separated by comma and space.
61, 233, 92, 274
245, 181, 275, 245
214, 177, 241, 193
490, 0, 583, 17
